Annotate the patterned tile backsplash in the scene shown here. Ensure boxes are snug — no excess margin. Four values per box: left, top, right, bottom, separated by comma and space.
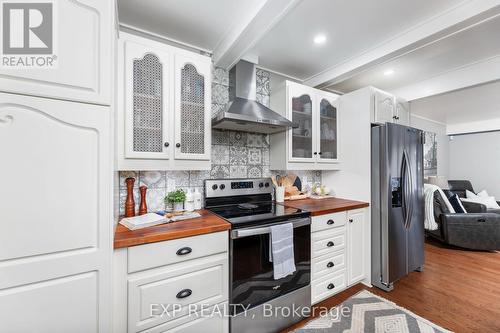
118, 67, 322, 215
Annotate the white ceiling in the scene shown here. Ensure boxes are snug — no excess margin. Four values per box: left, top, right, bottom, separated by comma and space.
410, 80, 500, 124
328, 14, 500, 94
117, 0, 256, 51
249, 0, 464, 80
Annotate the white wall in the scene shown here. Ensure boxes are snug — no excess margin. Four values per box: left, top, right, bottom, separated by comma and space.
409, 114, 449, 179
449, 131, 500, 198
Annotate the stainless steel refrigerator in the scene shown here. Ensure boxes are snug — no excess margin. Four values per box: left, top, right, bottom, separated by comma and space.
371, 123, 425, 292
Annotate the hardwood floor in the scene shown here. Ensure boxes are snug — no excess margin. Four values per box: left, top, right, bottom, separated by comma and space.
283, 240, 500, 332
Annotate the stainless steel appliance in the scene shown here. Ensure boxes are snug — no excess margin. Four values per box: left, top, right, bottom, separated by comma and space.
211, 60, 297, 134
371, 123, 425, 292
205, 178, 311, 333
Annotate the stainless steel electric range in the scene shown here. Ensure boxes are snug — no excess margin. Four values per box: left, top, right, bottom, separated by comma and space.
205, 178, 311, 333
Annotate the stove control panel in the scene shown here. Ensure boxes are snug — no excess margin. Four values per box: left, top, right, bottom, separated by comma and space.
205, 178, 273, 198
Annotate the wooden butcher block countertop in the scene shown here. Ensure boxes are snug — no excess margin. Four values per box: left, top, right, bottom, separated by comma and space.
114, 209, 231, 249
282, 197, 369, 216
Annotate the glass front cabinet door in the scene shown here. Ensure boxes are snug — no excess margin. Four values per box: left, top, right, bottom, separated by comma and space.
288, 84, 316, 162
317, 93, 339, 163
174, 55, 211, 161
124, 42, 170, 159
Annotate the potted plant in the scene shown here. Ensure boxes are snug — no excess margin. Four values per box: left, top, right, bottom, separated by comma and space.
165, 189, 186, 212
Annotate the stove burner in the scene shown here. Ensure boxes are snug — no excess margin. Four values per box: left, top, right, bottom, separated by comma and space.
238, 203, 258, 210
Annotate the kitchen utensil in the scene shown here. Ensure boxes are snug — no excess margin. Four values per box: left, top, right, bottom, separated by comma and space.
125, 178, 136, 217
139, 185, 148, 215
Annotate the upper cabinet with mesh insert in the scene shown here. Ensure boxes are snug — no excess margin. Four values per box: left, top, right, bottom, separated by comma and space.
117, 32, 211, 170
270, 81, 341, 170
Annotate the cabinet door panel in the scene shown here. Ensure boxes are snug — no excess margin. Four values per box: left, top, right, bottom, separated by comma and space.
0, 0, 113, 105
174, 55, 211, 161
317, 93, 339, 163
124, 40, 171, 160
374, 90, 395, 124
0, 93, 111, 331
347, 209, 367, 285
288, 84, 315, 162
395, 97, 410, 126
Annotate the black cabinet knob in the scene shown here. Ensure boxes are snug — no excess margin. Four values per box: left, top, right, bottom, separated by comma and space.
220, 184, 225, 190
176, 143, 181, 148
176, 247, 192, 256
327, 241, 334, 247
327, 262, 334, 268
349, 219, 354, 223
176, 289, 192, 299
327, 283, 335, 290
212, 184, 218, 190
318, 152, 322, 155
327, 219, 334, 225
313, 152, 318, 155
164, 142, 170, 147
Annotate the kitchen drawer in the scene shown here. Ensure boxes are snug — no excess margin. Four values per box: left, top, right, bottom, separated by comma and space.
128, 253, 228, 332
128, 231, 228, 273
312, 250, 346, 281
311, 270, 347, 305
311, 211, 346, 233
312, 227, 346, 258
140, 302, 228, 333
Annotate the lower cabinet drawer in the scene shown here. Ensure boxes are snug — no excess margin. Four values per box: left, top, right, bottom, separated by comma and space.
312, 250, 345, 280
311, 270, 347, 305
128, 231, 228, 273
140, 302, 229, 333
312, 227, 346, 257
311, 211, 346, 233
128, 253, 228, 333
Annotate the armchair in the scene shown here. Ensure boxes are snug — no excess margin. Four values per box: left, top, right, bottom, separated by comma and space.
427, 190, 500, 251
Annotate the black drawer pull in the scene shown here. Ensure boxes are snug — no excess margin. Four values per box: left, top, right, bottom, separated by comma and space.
349, 219, 354, 223
327, 219, 335, 225
327, 261, 334, 268
176, 289, 192, 299
478, 218, 486, 222
327, 283, 335, 290
176, 247, 192, 256
327, 241, 334, 247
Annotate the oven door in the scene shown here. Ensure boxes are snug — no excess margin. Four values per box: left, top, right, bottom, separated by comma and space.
230, 218, 311, 315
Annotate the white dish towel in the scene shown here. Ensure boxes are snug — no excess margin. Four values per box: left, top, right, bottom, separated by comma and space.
269, 223, 296, 280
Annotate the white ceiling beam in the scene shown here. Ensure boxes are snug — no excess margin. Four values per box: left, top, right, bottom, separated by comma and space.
304, 0, 500, 88
213, 0, 302, 69
447, 118, 500, 135
392, 55, 500, 101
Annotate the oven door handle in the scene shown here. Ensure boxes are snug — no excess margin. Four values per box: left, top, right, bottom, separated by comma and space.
231, 218, 310, 239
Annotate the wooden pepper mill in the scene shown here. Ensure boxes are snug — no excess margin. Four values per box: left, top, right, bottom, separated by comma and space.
125, 177, 136, 217
139, 186, 148, 215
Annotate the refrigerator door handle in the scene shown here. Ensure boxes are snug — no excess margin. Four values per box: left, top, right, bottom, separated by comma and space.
402, 150, 413, 229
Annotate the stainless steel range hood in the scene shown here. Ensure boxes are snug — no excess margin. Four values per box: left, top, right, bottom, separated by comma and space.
212, 60, 297, 134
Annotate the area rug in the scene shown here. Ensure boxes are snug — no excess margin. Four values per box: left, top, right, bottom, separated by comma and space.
293, 290, 452, 333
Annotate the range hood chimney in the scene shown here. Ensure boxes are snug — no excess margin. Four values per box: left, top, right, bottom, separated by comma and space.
212, 60, 297, 134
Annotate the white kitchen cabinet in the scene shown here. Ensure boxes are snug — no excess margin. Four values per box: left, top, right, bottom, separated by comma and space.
0, 0, 114, 105
0, 92, 112, 332
311, 207, 369, 305
117, 32, 211, 170
347, 208, 369, 285
372, 88, 410, 126
113, 232, 229, 333
270, 81, 340, 170
395, 97, 410, 126
174, 54, 212, 161
374, 89, 395, 124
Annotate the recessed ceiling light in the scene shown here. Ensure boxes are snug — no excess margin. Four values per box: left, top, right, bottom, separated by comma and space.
313, 34, 326, 45
384, 69, 395, 76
